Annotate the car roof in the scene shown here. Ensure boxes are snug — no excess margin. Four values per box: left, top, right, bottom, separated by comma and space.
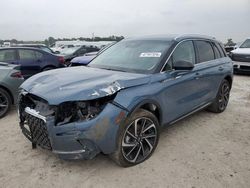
125, 34, 217, 42
0, 46, 46, 51
16, 44, 46, 46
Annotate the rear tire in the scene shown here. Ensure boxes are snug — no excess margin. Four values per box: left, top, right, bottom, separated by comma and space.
208, 79, 231, 113
110, 109, 160, 167
0, 88, 11, 118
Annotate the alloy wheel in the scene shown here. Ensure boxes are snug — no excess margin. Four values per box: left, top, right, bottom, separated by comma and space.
0, 92, 9, 117
218, 82, 230, 111
122, 117, 157, 163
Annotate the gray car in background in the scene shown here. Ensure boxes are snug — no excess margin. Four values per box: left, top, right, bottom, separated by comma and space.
0, 62, 24, 118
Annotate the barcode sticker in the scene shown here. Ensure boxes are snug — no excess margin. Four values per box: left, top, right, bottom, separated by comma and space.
140, 52, 162, 58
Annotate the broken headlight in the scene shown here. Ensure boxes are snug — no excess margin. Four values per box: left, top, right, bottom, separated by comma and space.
56, 95, 116, 126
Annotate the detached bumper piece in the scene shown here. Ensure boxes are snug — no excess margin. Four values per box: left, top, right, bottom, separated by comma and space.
20, 109, 52, 150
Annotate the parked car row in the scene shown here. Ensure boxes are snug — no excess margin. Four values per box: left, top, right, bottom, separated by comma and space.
15, 34, 234, 167
60, 45, 100, 64
69, 42, 115, 66
229, 38, 250, 74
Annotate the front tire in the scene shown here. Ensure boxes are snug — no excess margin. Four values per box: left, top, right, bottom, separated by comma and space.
110, 109, 160, 167
208, 79, 231, 113
0, 88, 11, 118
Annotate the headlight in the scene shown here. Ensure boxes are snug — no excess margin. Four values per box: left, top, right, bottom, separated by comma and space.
56, 95, 116, 126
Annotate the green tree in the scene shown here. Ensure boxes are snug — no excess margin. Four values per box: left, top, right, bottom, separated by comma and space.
225, 39, 236, 47
48, 37, 56, 46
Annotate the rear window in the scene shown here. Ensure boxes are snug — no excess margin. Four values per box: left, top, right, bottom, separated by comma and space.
0, 50, 16, 62
195, 41, 214, 63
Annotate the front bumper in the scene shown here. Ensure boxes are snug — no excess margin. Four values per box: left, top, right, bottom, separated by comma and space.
233, 61, 250, 74
19, 103, 127, 160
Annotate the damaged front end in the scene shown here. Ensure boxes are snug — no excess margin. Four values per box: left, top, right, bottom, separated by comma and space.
56, 94, 116, 126
18, 91, 127, 160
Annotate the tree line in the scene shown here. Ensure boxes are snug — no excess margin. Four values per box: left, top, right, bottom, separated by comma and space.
0, 35, 124, 46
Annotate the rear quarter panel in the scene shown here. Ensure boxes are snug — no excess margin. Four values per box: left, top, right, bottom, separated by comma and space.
0, 67, 24, 104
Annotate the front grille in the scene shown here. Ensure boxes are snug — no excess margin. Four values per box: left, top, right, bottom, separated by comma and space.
240, 65, 250, 70
18, 93, 52, 150
25, 113, 52, 150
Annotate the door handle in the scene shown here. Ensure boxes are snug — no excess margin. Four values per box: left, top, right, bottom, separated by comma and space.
194, 72, 201, 79
218, 66, 224, 71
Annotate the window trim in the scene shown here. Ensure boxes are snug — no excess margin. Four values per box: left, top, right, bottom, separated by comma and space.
160, 38, 223, 73
161, 39, 207, 72
211, 42, 222, 59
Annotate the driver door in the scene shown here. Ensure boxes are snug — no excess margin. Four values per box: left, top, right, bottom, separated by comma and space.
160, 40, 205, 123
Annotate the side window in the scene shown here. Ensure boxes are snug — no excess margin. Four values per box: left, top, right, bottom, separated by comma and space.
172, 41, 196, 64
19, 50, 37, 60
0, 50, 16, 62
87, 47, 99, 53
195, 41, 215, 63
217, 43, 226, 57
212, 43, 221, 59
35, 51, 43, 59
162, 41, 195, 71
77, 48, 87, 55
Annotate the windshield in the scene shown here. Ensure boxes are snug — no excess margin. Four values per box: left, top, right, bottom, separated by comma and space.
60, 47, 80, 55
89, 40, 172, 73
240, 39, 250, 48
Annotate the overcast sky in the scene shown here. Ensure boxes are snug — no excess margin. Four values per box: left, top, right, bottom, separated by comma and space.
0, 0, 249, 42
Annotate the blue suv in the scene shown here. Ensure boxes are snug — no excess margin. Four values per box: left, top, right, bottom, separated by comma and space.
18, 35, 233, 167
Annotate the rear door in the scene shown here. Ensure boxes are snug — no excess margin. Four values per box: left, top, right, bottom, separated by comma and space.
17, 49, 44, 78
193, 40, 222, 102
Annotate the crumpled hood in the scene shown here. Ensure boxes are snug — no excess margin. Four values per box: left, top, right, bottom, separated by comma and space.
21, 66, 151, 105
232, 48, 250, 55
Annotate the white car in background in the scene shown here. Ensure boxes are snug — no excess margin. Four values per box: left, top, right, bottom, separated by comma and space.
230, 38, 250, 74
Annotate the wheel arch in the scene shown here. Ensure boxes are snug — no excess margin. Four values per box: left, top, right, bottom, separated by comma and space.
0, 85, 14, 104
127, 99, 163, 126
224, 75, 233, 89
42, 65, 56, 71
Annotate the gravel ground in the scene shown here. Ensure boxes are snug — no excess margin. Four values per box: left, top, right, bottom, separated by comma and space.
0, 75, 250, 188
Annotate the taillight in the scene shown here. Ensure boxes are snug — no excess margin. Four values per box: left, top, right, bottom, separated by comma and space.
58, 56, 65, 64
10, 71, 24, 79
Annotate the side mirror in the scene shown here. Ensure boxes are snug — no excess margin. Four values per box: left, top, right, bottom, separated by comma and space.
173, 60, 194, 70
54, 51, 60, 54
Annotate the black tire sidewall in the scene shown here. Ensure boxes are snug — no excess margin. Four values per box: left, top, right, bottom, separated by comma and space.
0, 88, 11, 118
111, 109, 160, 167
209, 79, 230, 113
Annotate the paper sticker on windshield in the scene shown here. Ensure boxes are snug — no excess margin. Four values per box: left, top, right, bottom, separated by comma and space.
140, 52, 162, 58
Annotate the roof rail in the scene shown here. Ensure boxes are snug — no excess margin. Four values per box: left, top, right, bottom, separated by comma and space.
174, 34, 215, 41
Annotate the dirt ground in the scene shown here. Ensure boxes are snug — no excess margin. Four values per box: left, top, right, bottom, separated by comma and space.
0, 75, 250, 188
